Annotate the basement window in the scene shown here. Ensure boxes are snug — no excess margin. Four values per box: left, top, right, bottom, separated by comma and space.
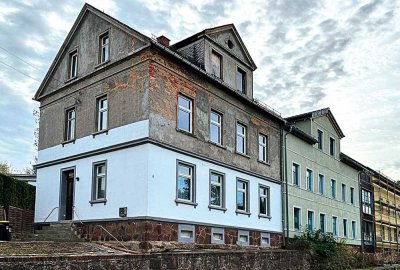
237, 230, 249, 246
178, 224, 195, 243
261, 232, 271, 247
211, 227, 225, 244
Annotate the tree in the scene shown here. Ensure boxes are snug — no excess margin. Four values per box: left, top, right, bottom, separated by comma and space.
0, 162, 13, 174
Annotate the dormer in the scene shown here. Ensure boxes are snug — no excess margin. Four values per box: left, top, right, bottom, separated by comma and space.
286, 108, 345, 159
172, 24, 257, 99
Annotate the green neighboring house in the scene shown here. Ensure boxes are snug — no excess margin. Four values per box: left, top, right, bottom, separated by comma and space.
283, 108, 361, 246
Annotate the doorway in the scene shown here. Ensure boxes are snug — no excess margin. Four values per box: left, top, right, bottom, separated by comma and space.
59, 168, 75, 220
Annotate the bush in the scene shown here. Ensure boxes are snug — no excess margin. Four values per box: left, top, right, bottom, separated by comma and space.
289, 229, 339, 258
0, 173, 35, 210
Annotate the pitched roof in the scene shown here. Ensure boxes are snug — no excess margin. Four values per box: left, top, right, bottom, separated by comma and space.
33, 3, 151, 101
284, 124, 318, 145
172, 24, 257, 70
286, 108, 345, 139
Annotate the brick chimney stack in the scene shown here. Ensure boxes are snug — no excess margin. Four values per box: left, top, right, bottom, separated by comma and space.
156, 35, 170, 47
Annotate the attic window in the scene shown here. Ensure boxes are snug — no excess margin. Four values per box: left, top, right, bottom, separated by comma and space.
68, 50, 78, 79
227, 39, 234, 49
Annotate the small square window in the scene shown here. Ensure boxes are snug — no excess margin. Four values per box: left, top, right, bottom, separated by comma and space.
178, 224, 195, 243
261, 232, 271, 247
237, 230, 249, 246
211, 227, 225, 244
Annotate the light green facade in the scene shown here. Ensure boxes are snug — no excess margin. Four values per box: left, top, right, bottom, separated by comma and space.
284, 114, 362, 246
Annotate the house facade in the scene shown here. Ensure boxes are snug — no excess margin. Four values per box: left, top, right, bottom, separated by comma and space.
373, 171, 400, 251
34, 4, 284, 247
283, 109, 362, 246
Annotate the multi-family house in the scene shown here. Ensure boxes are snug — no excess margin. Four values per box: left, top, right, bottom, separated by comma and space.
340, 153, 376, 252
283, 108, 362, 246
373, 171, 400, 251
33, 4, 285, 247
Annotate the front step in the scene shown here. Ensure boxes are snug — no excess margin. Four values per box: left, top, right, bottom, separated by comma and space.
22, 222, 85, 242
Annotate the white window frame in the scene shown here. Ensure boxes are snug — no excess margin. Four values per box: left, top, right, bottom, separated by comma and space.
258, 133, 268, 163
306, 168, 313, 192
292, 162, 301, 187
307, 209, 315, 231
236, 122, 247, 154
332, 215, 338, 236
210, 110, 222, 145
99, 31, 110, 63
293, 206, 302, 231
176, 161, 196, 204
258, 184, 270, 217
96, 95, 108, 132
209, 170, 225, 209
318, 173, 325, 195
317, 129, 323, 150
178, 95, 193, 133
65, 107, 76, 141
68, 49, 78, 79
92, 161, 107, 201
236, 178, 249, 214
362, 190, 372, 215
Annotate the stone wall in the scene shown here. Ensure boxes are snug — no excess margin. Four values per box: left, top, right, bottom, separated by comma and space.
75, 219, 282, 247
0, 249, 310, 270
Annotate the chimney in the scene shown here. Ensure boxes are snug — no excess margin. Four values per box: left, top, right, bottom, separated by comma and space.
156, 35, 170, 47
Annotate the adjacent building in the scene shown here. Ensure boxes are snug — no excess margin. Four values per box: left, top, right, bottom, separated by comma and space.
33, 4, 285, 247
283, 108, 362, 246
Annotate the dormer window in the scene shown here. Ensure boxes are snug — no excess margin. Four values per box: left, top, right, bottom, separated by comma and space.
99, 32, 110, 63
211, 50, 222, 78
236, 67, 246, 93
68, 49, 78, 79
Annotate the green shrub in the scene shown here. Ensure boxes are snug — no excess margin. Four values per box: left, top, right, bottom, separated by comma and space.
289, 229, 339, 258
0, 173, 35, 210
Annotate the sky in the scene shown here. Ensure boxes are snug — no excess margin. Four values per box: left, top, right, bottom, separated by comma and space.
0, 0, 399, 178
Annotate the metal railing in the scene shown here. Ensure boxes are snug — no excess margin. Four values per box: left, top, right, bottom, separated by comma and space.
43, 207, 59, 223
90, 224, 128, 250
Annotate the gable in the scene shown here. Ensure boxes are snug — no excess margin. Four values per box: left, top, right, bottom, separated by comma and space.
313, 114, 343, 140
34, 4, 149, 101
205, 25, 256, 70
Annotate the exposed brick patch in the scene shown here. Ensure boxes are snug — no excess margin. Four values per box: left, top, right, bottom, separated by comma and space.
195, 225, 211, 244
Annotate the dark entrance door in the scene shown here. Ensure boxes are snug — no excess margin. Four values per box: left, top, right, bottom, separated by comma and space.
60, 169, 75, 220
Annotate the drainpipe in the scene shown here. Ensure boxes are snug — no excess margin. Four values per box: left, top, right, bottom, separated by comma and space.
358, 171, 364, 253
282, 126, 292, 245
280, 128, 286, 248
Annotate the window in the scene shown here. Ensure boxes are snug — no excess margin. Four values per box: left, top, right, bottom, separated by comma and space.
178, 95, 193, 133
92, 162, 106, 200
332, 216, 338, 236
307, 210, 315, 231
178, 224, 195, 243
99, 32, 110, 63
294, 207, 301, 230
261, 232, 271, 247
352, 221, 356, 239
320, 213, 326, 233
236, 179, 249, 213
209, 171, 224, 208
210, 111, 222, 145
211, 50, 222, 78
342, 184, 346, 202
331, 179, 336, 199
65, 108, 76, 141
318, 174, 325, 195
306, 169, 313, 192
292, 163, 300, 186
329, 137, 336, 156
236, 67, 246, 93
382, 226, 385, 240
363, 221, 373, 244
350, 187, 354, 205
343, 219, 348, 238
317, 129, 323, 150
68, 50, 78, 79
362, 190, 372, 214
258, 134, 268, 162
259, 185, 270, 216
96, 96, 108, 131
211, 227, 224, 244
237, 230, 249, 246
236, 123, 246, 154
177, 162, 195, 203
388, 227, 392, 241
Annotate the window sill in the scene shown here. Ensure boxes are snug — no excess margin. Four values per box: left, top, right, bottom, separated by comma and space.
62, 139, 75, 147
65, 76, 78, 84
176, 128, 196, 138
208, 141, 226, 149
92, 129, 109, 137
208, 205, 227, 212
235, 151, 250, 159
175, 199, 198, 208
257, 160, 270, 166
95, 60, 111, 69
90, 199, 107, 206
235, 210, 251, 217
258, 214, 272, 220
